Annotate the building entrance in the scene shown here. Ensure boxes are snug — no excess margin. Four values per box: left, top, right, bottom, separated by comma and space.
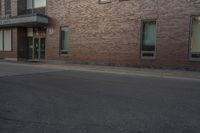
27, 27, 46, 60
29, 37, 45, 60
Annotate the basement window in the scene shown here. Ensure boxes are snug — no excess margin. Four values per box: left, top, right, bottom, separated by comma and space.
189, 16, 200, 61
141, 21, 156, 59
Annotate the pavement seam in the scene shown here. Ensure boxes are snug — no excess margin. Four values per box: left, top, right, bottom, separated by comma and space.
0, 116, 120, 131
0, 70, 64, 78
33, 65, 200, 81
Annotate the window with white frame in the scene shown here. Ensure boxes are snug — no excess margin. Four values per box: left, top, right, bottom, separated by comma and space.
0, 29, 12, 51
60, 27, 70, 54
0, 30, 3, 51
0, 0, 1, 16
141, 21, 156, 59
34, 0, 46, 8
189, 16, 200, 61
26, 0, 46, 9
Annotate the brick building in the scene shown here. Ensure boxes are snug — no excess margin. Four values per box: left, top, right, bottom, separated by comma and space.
0, 0, 200, 70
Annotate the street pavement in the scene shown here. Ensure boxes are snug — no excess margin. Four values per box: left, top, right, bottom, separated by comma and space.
0, 62, 200, 133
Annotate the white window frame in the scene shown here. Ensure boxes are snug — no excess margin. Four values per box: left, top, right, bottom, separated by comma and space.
0, 29, 12, 52
3, 29, 12, 51
189, 16, 200, 61
140, 20, 157, 59
60, 27, 70, 55
34, 0, 46, 8
26, 0, 46, 9
0, 30, 3, 51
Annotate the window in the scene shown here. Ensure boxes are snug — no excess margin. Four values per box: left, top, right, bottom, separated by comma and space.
5, 0, 11, 15
189, 16, 200, 61
26, 0, 33, 9
26, 0, 46, 9
99, 0, 111, 4
0, 0, 1, 16
141, 21, 156, 59
0, 29, 12, 51
34, 0, 46, 8
0, 31, 3, 51
27, 28, 33, 37
60, 27, 70, 54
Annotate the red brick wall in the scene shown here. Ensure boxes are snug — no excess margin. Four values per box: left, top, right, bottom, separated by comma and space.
46, 0, 200, 70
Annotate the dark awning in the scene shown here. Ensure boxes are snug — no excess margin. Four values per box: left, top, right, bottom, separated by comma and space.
0, 13, 48, 28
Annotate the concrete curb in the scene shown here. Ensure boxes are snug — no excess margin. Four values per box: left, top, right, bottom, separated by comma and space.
37, 63, 200, 81
1, 61, 200, 80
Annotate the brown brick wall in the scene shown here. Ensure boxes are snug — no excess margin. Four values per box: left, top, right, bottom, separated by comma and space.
46, 0, 200, 70
1, 0, 200, 69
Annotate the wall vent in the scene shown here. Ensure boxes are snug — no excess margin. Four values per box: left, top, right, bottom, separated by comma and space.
141, 51, 155, 59
189, 53, 200, 61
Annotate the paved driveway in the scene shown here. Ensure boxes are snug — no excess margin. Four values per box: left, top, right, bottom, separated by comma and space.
0, 62, 200, 133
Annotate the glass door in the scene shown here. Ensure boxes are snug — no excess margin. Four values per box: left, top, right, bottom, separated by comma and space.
40, 38, 45, 59
34, 38, 40, 59
28, 37, 45, 60
28, 37, 33, 59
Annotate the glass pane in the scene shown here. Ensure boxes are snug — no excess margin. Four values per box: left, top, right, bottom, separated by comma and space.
143, 21, 156, 46
34, 38, 39, 59
4, 29, 12, 51
28, 37, 33, 59
27, 0, 33, 9
191, 17, 200, 53
61, 27, 69, 53
5, 0, 11, 15
34, 0, 46, 8
0, 30, 3, 51
40, 38, 45, 59
27, 28, 33, 37
0, 0, 1, 17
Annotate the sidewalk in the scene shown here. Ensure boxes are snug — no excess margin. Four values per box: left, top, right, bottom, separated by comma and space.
0, 60, 200, 80
36, 63, 200, 80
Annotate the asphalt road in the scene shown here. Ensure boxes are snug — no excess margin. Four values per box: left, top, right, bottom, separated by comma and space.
0, 62, 200, 133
